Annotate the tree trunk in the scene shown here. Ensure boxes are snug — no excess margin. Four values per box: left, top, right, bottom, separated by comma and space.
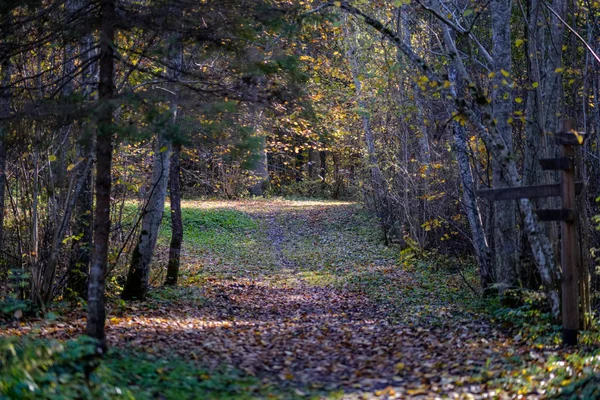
122, 21, 181, 300
86, 0, 115, 350
165, 143, 182, 286
491, 0, 519, 292
319, 149, 327, 188
68, 144, 93, 299
121, 133, 171, 300
250, 134, 268, 195
68, 14, 97, 300
448, 65, 493, 291
0, 17, 11, 257
345, 26, 388, 233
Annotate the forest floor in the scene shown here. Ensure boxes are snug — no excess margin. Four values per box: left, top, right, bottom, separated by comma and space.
2, 199, 600, 399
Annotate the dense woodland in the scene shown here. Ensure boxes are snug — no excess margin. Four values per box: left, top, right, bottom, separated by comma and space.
1, 0, 600, 398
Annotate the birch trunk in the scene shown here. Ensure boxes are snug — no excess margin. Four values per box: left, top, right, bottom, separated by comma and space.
491, 0, 519, 292
448, 66, 492, 291
345, 28, 388, 234
122, 21, 181, 300
121, 133, 171, 300
334, 1, 561, 316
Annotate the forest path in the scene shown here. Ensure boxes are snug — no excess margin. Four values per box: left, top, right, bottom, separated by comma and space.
31, 199, 554, 398
142, 199, 524, 398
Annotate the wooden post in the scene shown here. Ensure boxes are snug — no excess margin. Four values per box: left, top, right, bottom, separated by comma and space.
476, 118, 586, 346
557, 119, 579, 346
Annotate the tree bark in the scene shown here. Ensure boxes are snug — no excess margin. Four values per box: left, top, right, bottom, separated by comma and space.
86, 0, 115, 350
448, 65, 493, 291
121, 133, 171, 300
491, 0, 519, 292
0, 16, 11, 257
68, 14, 97, 300
345, 25, 388, 233
165, 142, 182, 286
122, 19, 181, 299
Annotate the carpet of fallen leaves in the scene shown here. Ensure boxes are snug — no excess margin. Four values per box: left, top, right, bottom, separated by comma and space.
3, 199, 598, 399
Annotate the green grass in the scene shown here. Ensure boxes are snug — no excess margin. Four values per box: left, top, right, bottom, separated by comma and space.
158, 206, 258, 250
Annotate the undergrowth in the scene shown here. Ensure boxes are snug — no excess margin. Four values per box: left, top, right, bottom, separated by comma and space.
0, 336, 309, 400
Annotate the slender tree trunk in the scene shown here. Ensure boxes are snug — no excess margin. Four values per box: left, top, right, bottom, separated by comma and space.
121, 133, 171, 300
345, 27, 388, 233
68, 142, 93, 299
250, 134, 268, 195
523, 0, 562, 274
165, 143, 182, 286
399, 5, 430, 166
122, 21, 181, 299
448, 65, 493, 291
0, 18, 11, 256
68, 11, 97, 299
491, 0, 519, 292
87, 0, 115, 349
319, 149, 327, 186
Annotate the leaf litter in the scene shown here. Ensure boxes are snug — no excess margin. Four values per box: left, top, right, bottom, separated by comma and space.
3, 199, 599, 399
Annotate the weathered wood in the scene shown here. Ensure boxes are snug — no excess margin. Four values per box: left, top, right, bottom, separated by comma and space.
555, 118, 586, 146
535, 209, 575, 222
560, 119, 579, 346
539, 157, 573, 171
477, 184, 560, 200
555, 132, 587, 146
477, 182, 583, 201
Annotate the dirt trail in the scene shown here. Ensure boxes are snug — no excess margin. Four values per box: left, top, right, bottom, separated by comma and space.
16, 200, 552, 399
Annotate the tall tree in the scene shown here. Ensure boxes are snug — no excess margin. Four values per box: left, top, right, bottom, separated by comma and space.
86, 0, 115, 348
491, 0, 519, 292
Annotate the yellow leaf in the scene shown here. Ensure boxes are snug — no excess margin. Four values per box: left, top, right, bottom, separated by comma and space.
515, 97, 523, 103
443, 80, 451, 88
67, 164, 76, 171
500, 69, 510, 77
48, 154, 57, 162
555, 67, 564, 73
532, 82, 539, 88
333, 1, 341, 5
515, 39, 524, 47
507, 117, 513, 124
159, 146, 168, 153
488, 71, 496, 78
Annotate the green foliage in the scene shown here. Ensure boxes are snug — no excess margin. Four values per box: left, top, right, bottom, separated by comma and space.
1, 268, 33, 320
0, 336, 106, 399
496, 349, 600, 398
484, 292, 557, 343
0, 336, 302, 399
